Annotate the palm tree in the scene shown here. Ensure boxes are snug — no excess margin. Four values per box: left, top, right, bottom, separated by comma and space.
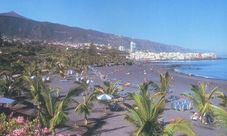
74, 78, 90, 96
49, 86, 83, 134
62, 52, 75, 69
10, 59, 26, 74
94, 81, 120, 95
22, 61, 87, 134
124, 71, 195, 136
124, 88, 195, 136
124, 93, 165, 136
137, 81, 155, 98
158, 71, 171, 97
22, 66, 45, 130
93, 81, 120, 113
149, 71, 170, 101
43, 55, 58, 80
74, 93, 95, 125
56, 62, 66, 78
0, 69, 13, 97
183, 82, 220, 124
0, 69, 25, 98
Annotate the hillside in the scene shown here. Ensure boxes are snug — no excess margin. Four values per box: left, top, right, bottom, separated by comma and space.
0, 11, 191, 53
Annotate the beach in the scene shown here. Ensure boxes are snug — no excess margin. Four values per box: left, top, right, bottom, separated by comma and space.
47, 62, 227, 136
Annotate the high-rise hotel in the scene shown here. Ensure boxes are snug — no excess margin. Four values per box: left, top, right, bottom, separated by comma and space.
130, 42, 136, 53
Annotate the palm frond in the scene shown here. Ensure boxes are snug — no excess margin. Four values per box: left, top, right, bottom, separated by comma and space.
41, 88, 56, 116
0, 69, 12, 75
103, 80, 119, 95
216, 91, 227, 107
163, 118, 195, 136
208, 85, 220, 100
210, 105, 227, 128
65, 86, 83, 101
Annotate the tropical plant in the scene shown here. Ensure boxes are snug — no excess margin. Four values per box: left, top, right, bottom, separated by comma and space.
124, 87, 195, 136
22, 63, 46, 130
158, 71, 171, 97
74, 78, 91, 96
94, 81, 120, 95
124, 93, 165, 136
43, 55, 58, 79
0, 113, 71, 135
24, 64, 83, 134
74, 93, 95, 125
49, 86, 82, 134
10, 59, 26, 74
93, 81, 120, 114
62, 51, 76, 70
0, 69, 24, 98
0, 113, 39, 135
124, 71, 195, 136
137, 81, 155, 98
56, 62, 66, 78
149, 71, 170, 101
183, 82, 220, 124
210, 105, 227, 128
0, 69, 13, 97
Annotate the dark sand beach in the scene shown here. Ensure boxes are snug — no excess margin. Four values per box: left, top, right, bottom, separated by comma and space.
46, 63, 227, 136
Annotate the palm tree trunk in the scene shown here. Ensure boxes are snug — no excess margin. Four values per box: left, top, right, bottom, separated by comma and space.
36, 103, 43, 133
52, 129, 56, 136
84, 115, 88, 125
104, 102, 107, 114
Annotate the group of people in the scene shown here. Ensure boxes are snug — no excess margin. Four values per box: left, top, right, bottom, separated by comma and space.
190, 112, 210, 124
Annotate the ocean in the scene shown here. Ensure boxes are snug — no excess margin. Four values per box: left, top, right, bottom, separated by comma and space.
150, 59, 227, 80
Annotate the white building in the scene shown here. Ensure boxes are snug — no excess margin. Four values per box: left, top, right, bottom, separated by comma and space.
118, 46, 125, 51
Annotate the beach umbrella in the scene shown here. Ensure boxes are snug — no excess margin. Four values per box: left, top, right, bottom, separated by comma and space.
96, 94, 114, 114
96, 94, 113, 101
0, 97, 15, 104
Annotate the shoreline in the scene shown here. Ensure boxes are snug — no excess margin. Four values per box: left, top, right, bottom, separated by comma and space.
145, 57, 227, 62
173, 68, 227, 82
145, 59, 227, 81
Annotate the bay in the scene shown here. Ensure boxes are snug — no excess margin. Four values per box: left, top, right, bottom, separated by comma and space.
151, 59, 227, 80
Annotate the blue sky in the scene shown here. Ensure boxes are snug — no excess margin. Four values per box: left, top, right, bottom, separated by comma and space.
1, 0, 227, 54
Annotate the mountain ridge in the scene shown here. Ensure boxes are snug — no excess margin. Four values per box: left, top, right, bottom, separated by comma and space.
0, 11, 31, 20
0, 11, 191, 53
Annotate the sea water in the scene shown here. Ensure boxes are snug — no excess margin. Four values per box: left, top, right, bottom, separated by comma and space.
151, 59, 227, 80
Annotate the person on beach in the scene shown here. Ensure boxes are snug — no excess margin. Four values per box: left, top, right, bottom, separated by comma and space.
171, 76, 174, 81
205, 82, 210, 90
143, 77, 147, 83
124, 81, 131, 87
169, 84, 174, 88
190, 112, 199, 121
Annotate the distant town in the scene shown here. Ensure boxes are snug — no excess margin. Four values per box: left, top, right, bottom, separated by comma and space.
1, 36, 218, 61
129, 51, 217, 61
120, 42, 218, 61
